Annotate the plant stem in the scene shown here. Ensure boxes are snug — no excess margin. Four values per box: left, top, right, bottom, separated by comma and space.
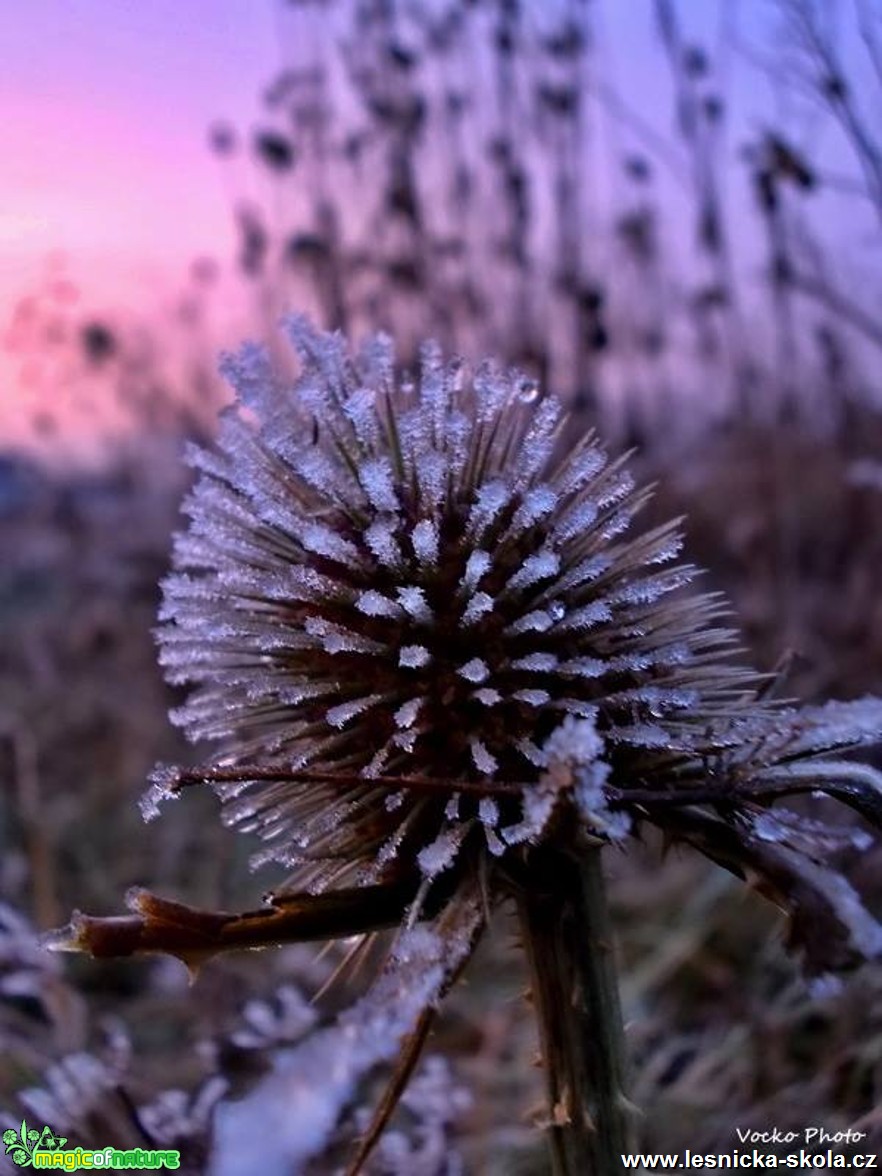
517, 842, 633, 1176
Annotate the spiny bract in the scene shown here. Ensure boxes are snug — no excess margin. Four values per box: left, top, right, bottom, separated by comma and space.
150, 318, 753, 890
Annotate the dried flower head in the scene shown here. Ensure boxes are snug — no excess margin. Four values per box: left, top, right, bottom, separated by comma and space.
152, 320, 735, 865
138, 318, 882, 976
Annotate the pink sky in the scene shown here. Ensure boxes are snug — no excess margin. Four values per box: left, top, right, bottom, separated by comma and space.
2, 1, 878, 456
0, 1, 276, 280
0, 0, 278, 451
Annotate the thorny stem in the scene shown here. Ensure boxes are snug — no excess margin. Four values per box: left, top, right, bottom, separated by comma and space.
517, 841, 633, 1176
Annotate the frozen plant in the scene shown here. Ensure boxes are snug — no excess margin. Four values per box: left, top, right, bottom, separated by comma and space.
53, 321, 882, 1175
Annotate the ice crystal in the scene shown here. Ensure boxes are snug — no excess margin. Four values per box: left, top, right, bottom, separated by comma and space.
418, 827, 468, 880
458, 658, 489, 685
399, 645, 431, 670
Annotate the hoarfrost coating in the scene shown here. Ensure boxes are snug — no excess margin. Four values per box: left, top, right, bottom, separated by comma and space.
151, 318, 749, 888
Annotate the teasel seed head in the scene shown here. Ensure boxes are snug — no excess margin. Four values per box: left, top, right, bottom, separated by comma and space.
147, 319, 882, 974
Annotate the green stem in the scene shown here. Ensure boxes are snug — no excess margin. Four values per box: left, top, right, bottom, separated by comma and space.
517, 843, 633, 1176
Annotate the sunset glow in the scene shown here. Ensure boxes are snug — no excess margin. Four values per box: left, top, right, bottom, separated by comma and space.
0, 0, 276, 452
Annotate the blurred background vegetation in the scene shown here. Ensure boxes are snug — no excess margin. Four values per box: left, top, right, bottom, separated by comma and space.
3, 1, 882, 1169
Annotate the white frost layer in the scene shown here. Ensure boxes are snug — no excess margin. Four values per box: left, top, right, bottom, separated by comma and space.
210, 897, 481, 1176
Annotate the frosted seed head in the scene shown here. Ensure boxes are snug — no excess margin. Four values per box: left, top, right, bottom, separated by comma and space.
556, 601, 613, 632
157, 318, 882, 980
301, 524, 360, 566
416, 449, 447, 510
552, 499, 599, 544
511, 652, 558, 672
218, 340, 280, 415
304, 616, 379, 655
478, 797, 499, 827
560, 656, 606, 680
293, 450, 340, 495
560, 446, 607, 496
325, 695, 382, 729
513, 688, 551, 707
513, 485, 558, 530
394, 697, 423, 730
342, 385, 380, 445
501, 779, 559, 846
467, 481, 511, 535
506, 609, 555, 636
544, 714, 603, 768
516, 738, 545, 767
507, 549, 560, 594
140, 764, 183, 821
417, 826, 466, 879
397, 586, 433, 624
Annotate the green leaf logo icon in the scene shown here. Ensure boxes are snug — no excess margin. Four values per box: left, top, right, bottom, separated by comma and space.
1, 1119, 62, 1167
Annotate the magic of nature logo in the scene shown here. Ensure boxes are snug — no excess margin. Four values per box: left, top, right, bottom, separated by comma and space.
3, 1118, 180, 1169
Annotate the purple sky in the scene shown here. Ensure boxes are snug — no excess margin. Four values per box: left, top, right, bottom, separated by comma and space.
0, 1, 754, 306
1, 1, 878, 451
0, 1, 276, 298
0, 0, 282, 446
